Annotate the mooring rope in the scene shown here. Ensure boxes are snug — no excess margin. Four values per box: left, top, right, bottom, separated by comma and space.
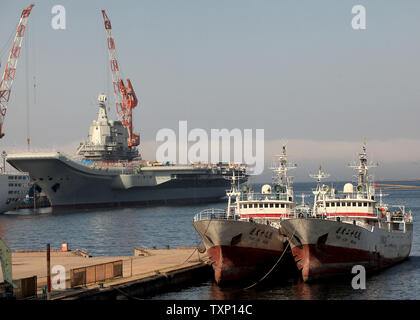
181, 214, 217, 265
114, 287, 145, 300
242, 228, 296, 290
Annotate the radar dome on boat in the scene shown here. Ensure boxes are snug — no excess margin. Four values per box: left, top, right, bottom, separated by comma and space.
261, 184, 272, 194
343, 183, 354, 194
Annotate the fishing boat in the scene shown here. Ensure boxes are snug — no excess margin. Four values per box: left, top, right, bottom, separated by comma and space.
193, 146, 298, 285
280, 144, 413, 282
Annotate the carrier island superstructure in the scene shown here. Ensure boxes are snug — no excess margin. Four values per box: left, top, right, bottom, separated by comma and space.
6, 95, 247, 210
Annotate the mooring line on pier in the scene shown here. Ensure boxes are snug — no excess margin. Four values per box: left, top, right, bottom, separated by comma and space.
181, 218, 214, 265
114, 287, 145, 300
242, 229, 296, 291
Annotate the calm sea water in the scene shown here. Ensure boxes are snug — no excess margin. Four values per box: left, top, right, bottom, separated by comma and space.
1, 181, 419, 300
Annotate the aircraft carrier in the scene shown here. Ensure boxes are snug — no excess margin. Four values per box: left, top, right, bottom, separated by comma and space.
6, 95, 247, 210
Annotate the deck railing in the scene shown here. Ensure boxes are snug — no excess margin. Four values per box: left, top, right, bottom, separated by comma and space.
238, 193, 291, 201
194, 208, 231, 222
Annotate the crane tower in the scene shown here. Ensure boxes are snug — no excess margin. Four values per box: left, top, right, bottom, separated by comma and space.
0, 3, 35, 139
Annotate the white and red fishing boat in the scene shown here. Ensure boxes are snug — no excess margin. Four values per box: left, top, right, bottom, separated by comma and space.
193, 146, 298, 285
280, 144, 413, 282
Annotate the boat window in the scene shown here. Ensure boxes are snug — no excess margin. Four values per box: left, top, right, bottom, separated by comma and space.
270, 203, 274, 208
264, 203, 268, 208
254, 204, 258, 208
8, 176, 13, 179
259, 204, 263, 208
331, 202, 335, 207
326, 203, 330, 207
281, 204, 285, 208
358, 202, 362, 207
275, 203, 279, 208
363, 202, 368, 207
347, 202, 351, 206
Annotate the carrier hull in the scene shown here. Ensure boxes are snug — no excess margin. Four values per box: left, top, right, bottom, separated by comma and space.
7, 152, 242, 210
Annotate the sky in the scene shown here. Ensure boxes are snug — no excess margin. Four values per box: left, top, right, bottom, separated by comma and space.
1, 0, 420, 182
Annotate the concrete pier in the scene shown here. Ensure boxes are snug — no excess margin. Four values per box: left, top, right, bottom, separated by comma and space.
1, 247, 211, 300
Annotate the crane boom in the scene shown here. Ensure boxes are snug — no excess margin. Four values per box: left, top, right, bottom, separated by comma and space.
101, 9, 140, 148
0, 3, 35, 139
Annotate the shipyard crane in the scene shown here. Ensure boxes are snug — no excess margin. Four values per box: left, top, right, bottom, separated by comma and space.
0, 3, 35, 139
101, 9, 140, 149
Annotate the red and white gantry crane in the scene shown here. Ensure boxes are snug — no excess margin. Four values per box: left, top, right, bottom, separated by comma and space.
101, 9, 140, 149
0, 3, 35, 139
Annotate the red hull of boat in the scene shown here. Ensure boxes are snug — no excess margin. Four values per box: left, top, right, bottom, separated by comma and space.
207, 245, 285, 285
292, 244, 407, 282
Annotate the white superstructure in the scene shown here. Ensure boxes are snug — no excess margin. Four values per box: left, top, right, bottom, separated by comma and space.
0, 170, 30, 213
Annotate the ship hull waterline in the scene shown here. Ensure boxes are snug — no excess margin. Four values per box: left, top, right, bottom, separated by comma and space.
280, 218, 413, 282
194, 219, 297, 286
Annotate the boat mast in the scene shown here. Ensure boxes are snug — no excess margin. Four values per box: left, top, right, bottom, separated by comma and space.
226, 167, 242, 216
272, 146, 296, 200
348, 143, 378, 198
309, 165, 330, 216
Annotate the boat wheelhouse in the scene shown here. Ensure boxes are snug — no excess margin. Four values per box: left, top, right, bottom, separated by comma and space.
228, 145, 297, 222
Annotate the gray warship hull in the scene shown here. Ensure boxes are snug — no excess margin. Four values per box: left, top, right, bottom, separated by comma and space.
7, 152, 243, 210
